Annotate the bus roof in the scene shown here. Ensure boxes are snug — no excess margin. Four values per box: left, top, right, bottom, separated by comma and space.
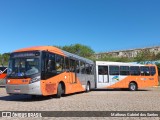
13, 46, 94, 64
14, 46, 64, 56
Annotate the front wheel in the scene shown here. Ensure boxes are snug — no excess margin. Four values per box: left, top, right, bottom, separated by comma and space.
56, 84, 62, 98
129, 82, 137, 91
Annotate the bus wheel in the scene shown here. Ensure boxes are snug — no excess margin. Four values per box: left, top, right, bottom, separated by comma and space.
86, 82, 90, 92
31, 95, 37, 99
56, 83, 62, 98
129, 82, 137, 91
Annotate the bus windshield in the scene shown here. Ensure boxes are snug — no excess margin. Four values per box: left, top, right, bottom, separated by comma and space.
7, 58, 40, 78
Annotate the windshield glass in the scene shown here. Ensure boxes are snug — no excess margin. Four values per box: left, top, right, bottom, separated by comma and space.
7, 58, 40, 78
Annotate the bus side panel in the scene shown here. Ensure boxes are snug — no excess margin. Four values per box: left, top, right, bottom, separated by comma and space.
86, 74, 95, 89
77, 74, 95, 90
40, 72, 86, 96
107, 75, 158, 89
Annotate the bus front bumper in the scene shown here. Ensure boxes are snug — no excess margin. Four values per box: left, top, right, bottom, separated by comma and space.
6, 81, 42, 95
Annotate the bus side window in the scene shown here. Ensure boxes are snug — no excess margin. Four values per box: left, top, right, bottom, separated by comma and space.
80, 62, 86, 74
140, 66, 150, 76
98, 66, 108, 75
120, 66, 130, 75
65, 57, 70, 72
56, 55, 64, 73
130, 66, 140, 76
109, 66, 119, 75
86, 64, 91, 74
86, 64, 94, 75
70, 59, 76, 72
47, 54, 56, 73
150, 66, 156, 76
76, 61, 80, 73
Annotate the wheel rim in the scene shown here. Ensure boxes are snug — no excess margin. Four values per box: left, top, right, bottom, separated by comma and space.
87, 84, 90, 91
131, 84, 136, 90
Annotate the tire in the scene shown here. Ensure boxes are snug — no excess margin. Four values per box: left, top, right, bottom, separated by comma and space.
86, 82, 90, 92
56, 83, 62, 98
31, 95, 37, 99
129, 82, 137, 91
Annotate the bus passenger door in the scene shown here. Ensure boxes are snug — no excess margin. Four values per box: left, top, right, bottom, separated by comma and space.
97, 66, 110, 88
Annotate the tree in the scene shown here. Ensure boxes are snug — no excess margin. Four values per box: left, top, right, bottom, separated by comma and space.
0, 53, 10, 66
58, 44, 95, 58
155, 52, 160, 60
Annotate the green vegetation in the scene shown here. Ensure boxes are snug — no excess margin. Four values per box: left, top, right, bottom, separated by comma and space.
57, 44, 95, 59
0, 53, 10, 66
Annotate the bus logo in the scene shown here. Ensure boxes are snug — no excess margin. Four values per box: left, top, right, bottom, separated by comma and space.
112, 76, 119, 81
2, 112, 11, 117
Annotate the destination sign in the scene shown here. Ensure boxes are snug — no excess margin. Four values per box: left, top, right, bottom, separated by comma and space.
11, 52, 40, 58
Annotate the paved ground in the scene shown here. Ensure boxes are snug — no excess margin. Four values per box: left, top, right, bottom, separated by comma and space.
0, 87, 160, 120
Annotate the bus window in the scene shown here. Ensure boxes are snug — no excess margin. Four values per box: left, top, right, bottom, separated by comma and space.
80, 62, 86, 74
130, 66, 140, 76
98, 66, 108, 75
109, 66, 119, 75
70, 59, 76, 72
86, 64, 93, 75
76, 61, 80, 73
140, 66, 150, 76
120, 66, 130, 75
65, 57, 70, 72
150, 66, 156, 76
47, 53, 56, 72
56, 55, 64, 73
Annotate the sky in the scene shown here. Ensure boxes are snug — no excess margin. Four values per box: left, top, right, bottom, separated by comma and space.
0, 0, 160, 54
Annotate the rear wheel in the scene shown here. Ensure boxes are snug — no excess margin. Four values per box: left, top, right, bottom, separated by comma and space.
86, 82, 90, 92
31, 95, 37, 99
129, 82, 137, 91
56, 84, 62, 98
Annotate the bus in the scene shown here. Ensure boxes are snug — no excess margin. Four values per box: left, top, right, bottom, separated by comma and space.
6, 46, 95, 98
95, 61, 159, 91
0, 67, 7, 79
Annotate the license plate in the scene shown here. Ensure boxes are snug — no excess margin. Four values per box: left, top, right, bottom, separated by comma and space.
14, 89, 20, 93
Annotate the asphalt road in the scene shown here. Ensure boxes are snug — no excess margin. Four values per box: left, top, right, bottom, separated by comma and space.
0, 87, 160, 120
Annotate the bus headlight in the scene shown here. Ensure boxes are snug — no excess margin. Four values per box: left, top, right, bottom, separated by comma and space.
30, 76, 41, 84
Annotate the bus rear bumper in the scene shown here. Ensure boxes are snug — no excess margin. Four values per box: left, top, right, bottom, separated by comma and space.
6, 81, 42, 95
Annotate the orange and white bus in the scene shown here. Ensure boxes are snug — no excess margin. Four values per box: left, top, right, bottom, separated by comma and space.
6, 46, 95, 98
95, 61, 159, 91
0, 67, 7, 79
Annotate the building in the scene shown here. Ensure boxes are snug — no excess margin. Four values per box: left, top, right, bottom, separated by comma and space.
94, 46, 160, 59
